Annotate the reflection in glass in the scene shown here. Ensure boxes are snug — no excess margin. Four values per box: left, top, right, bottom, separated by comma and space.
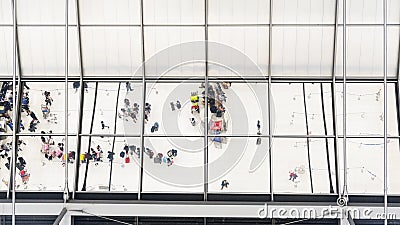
388, 139, 400, 194
16, 136, 76, 191
144, 27, 205, 77
116, 82, 143, 135
0, 136, 11, 190
79, 136, 112, 191
17, 0, 77, 25
142, 137, 203, 193
0, 27, 12, 77
273, 0, 335, 24
271, 27, 334, 77
110, 137, 140, 192
335, 83, 398, 136
0, 81, 14, 135
19, 82, 79, 134
208, 82, 268, 136
208, 0, 269, 24
338, 138, 383, 194
79, 0, 140, 25
144, 0, 204, 25
208, 137, 270, 193
273, 138, 336, 194
145, 82, 204, 136
208, 27, 268, 76
81, 27, 142, 76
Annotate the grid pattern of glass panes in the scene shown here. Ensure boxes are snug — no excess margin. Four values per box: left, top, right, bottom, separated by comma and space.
0, 0, 399, 200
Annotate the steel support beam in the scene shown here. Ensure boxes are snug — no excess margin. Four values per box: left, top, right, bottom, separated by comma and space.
203, 0, 209, 202
330, 0, 341, 197
137, 0, 146, 200
72, 0, 85, 199
64, 0, 69, 202
268, 0, 274, 201
383, 0, 388, 224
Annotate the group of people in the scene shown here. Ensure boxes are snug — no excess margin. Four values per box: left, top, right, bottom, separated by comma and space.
118, 98, 140, 123
40, 131, 74, 165
170, 100, 182, 111
208, 83, 227, 118
21, 90, 42, 132
132, 146, 178, 167
80, 144, 104, 165
0, 138, 30, 185
118, 99, 153, 125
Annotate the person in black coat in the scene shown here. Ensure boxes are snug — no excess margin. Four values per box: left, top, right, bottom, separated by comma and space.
29, 111, 39, 123
107, 151, 115, 162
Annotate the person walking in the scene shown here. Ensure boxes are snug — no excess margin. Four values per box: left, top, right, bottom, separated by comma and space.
125, 82, 133, 92
257, 120, 261, 134
176, 100, 181, 110
221, 180, 229, 190
101, 121, 109, 130
29, 111, 39, 123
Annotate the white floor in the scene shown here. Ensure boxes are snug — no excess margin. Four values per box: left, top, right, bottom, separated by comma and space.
0, 82, 399, 195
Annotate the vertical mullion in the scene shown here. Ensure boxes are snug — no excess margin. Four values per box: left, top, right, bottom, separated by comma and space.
331, 0, 340, 196
72, 0, 85, 199
138, 0, 146, 200
267, 0, 273, 201
11, 0, 17, 223
342, 0, 348, 198
204, 0, 209, 201
383, 0, 388, 224
64, 0, 69, 201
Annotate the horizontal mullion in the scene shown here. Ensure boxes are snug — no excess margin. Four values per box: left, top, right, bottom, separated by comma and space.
0, 23, 399, 27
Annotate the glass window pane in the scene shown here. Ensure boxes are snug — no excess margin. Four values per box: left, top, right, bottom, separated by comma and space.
388, 139, 400, 194
388, 26, 400, 77
0, 136, 11, 190
81, 27, 142, 77
0, 27, 12, 77
17, 0, 77, 25
78, 136, 111, 191
208, 82, 269, 136
142, 137, 204, 193
338, 138, 384, 194
335, 27, 385, 78
16, 136, 76, 191
338, 0, 383, 24
273, 138, 336, 194
272, 83, 306, 135
79, 0, 140, 25
304, 83, 334, 135
18, 27, 79, 77
0, 82, 13, 135
0, 0, 12, 24
19, 82, 80, 134
208, 0, 269, 24
272, 0, 335, 24
388, 0, 400, 24
144, 0, 204, 25
144, 27, 205, 77
110, 137, 140, 192
145, 82, 204, 136
82, 83, 118, 134
272, 27, 334, 77
208, 137, 270, 193
335, 83, 394, 136
116, 82, 143, 135
208, 27, 268, 77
